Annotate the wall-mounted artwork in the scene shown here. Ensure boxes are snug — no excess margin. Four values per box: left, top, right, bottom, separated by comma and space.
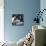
12, 14, 24, 26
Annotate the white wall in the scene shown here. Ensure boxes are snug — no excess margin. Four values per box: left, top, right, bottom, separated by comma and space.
0, 0, 4, 42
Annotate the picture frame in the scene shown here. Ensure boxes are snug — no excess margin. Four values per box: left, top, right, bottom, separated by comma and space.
12, 14, 24, 26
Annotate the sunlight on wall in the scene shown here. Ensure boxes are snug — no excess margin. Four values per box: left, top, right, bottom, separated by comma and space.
0, 8, 4, 42
0, 0, 4, 42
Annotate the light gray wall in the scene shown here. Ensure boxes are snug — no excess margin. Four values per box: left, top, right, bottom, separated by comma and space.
40, 0, 46, 45
4, 0, 40, 42
40, 0, 46, 27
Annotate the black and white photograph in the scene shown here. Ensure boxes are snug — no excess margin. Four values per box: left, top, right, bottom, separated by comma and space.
12, 14, 24, 26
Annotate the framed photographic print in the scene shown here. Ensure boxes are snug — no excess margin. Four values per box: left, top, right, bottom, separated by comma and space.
12, 14, 24, 26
